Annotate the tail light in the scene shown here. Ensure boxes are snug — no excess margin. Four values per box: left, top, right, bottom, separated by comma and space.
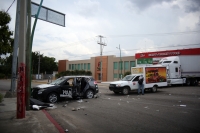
94, 81, 97, 84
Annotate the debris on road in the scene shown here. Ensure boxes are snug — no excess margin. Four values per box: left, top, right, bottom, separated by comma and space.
72, 108, 77, 111
179, 105, 186, 107
77, 99, 83, 103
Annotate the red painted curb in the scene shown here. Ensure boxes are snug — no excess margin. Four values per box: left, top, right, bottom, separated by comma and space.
42, 110, 65, 133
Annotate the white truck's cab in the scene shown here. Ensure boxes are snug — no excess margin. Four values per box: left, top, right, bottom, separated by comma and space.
158, 56, 185, 85
109, 66, 168, 95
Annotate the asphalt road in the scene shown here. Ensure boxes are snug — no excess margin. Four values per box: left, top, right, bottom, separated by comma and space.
1, 80, 200, 133
46, 84, 200, 133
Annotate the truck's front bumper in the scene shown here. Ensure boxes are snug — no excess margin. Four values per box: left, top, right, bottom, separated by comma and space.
109, 84, 123, 92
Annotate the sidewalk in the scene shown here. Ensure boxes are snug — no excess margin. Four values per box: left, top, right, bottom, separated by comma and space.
0, 91, 63, 133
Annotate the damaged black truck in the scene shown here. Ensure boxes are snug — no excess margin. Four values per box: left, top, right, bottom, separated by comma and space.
31, 76, 98, 103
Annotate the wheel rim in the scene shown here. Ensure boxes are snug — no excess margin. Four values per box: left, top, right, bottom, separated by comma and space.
49, 94, 58, 103
153, 86, 157, 92
87, 90, 94, 98
123, 88, 128, 95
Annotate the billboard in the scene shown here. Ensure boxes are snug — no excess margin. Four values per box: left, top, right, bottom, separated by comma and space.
145, 67, 167, 84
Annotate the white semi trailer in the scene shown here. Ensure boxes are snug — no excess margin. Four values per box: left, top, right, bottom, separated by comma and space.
157, 55, 200, 86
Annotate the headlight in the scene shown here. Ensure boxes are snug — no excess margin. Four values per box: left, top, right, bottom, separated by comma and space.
38, 89, 45, 94
116, 84, 121, 87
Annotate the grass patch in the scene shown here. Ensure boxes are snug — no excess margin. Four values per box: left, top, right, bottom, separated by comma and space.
0, 93, 3, 103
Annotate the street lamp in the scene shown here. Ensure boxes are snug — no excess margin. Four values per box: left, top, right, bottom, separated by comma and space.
116, 44, 122, 79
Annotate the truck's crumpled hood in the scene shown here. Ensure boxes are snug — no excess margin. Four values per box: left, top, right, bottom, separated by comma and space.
36, 84, 55, 89
110, 81, 128, 84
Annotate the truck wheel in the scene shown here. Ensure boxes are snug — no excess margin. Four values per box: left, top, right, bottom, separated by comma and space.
186, 79, 190, 86
85, 90, 94, 99
152, 86, 157, 93
122, 87, 129, 95
47, 92, 59, 103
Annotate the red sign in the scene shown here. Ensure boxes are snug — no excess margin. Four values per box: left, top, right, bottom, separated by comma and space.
135, 48, 200, 59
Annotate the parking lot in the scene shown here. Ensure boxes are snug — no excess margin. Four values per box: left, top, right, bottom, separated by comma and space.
45, 84, 200, 133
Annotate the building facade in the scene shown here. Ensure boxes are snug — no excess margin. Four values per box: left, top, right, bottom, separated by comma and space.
58, 55, 136, 81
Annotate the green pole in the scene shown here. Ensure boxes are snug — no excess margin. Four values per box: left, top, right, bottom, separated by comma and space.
26, 0, 43, 110
26, 0, 31, 111
30, 0, 43, 45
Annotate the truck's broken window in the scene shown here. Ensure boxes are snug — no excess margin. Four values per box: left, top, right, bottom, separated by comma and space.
50, 77, 66, 85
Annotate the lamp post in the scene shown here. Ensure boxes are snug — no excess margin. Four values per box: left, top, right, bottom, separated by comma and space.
116, 44, 122, 79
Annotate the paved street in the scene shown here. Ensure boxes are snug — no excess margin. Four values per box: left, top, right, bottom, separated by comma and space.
0, 80, 200, 133
47, 85, 200, 133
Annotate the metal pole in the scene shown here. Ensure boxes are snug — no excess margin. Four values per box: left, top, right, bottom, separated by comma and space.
100, 37, 102, 82
10, 0, 20, 92
30, 0, 43, 46
119, 44, 122, 79
17, 0, 27, 119
25, 0, 31, 111
38, 51, 40, 79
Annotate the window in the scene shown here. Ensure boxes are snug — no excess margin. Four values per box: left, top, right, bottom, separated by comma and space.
75, 64, 77, 70
119, 61, 123, 70
87, 63, 90, 70
81, 63, 83, 70
72, 64, 74, 70
130, 61, 135, 67
114, 62, 118, 69
124, 61, 129, 70
69, 64, 71, 70
133, 76, 139, 81
114, 73, 118, 78
174, 61, 178, 64
78, 64, 80, 70
175, 67, 178, 72
84, 63, 86, 70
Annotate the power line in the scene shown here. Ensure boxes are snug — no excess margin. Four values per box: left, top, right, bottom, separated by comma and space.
6, 0, 16, 13
63, 43, 200, 60
36, 30, 199, 52
107, 30, 200, 38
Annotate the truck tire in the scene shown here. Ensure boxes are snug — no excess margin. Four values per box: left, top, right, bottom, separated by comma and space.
47, 92, 59, 103
85, 90, 94, 99
186, 78, 190, 86
122, 87, 129, 95
152, 85, 157, 93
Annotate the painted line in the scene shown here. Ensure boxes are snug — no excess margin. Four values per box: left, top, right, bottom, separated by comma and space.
42, 110, 65, 133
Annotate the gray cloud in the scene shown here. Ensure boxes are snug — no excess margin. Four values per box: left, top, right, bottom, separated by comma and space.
127, 0, 174, 11
75, 0, 100, 17
185, 0, 200, 13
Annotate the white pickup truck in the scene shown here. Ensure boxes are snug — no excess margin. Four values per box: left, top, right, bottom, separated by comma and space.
109, 66, 168, 95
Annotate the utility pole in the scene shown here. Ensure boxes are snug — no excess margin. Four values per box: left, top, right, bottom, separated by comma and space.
97, 35, 106, 82
38, 51, 40, 80
10, 0, 20, 93
116, 44, 122, 79
17, 0, 27, 119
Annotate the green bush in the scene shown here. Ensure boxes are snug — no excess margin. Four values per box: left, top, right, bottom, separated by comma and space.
0, 93, 3, 103
0, 73, 5, 79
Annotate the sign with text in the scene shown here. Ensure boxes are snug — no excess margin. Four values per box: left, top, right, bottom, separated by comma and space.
31, 2, 65, 27
137, 58, 153, 64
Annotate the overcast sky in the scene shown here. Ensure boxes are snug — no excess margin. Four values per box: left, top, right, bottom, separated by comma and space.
1, 0, 200, 61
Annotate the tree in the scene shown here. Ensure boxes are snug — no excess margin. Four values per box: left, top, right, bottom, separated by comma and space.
0, 11, 14, 78
0, 10, 14, 56
31, 52, 58, 74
